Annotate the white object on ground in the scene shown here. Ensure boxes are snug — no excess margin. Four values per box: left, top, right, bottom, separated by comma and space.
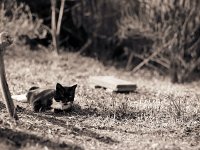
11, 94, 27, 103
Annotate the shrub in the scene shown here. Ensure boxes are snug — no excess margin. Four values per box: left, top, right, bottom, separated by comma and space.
116, 0, 200, 83
0, 1, 47, 47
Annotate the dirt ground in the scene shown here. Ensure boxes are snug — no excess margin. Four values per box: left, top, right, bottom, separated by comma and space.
0, 47, 199, 150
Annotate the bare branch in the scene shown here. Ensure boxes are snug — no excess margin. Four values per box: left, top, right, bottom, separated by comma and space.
0, 32, 18, 120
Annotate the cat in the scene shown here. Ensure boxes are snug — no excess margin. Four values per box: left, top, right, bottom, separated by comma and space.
12, 83, 77, 112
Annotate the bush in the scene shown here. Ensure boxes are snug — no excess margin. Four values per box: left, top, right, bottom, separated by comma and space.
115, 0, 200, 83
0, 1, 47, 47
3, 0, 200, 83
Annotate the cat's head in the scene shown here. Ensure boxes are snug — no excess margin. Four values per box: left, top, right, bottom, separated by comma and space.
54, 83, 77, 110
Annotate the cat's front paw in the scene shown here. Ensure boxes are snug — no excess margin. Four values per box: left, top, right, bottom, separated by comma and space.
54, 106, 73, 114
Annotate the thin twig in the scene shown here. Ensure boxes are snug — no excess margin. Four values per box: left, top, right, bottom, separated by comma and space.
79, 38, 92, 54
51, 0, 58, 53
0, 32, 18, 120
57, 0, 65, 36
132, 40, 173, 73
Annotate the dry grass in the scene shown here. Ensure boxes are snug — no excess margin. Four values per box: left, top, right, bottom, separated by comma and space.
0, 46, 199, 150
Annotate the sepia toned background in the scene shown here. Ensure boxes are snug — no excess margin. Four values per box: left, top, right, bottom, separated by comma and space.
0, 0, 199, 150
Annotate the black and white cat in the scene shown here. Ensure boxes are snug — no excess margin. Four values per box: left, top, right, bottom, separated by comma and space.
12, 83, 77, 112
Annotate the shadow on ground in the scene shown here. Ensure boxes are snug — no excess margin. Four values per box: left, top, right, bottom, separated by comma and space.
0, 127, 83, 150
40, 115, 119, 145
15, 101, 155, 144
16, 106, 119, 145
0, 101, 6, 109
71, 104, 144, 121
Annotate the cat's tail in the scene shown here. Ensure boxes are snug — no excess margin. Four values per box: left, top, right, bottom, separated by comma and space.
11, 94, 27, 103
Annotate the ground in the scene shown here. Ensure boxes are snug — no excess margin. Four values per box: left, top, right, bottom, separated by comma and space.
0, 47, 199, 150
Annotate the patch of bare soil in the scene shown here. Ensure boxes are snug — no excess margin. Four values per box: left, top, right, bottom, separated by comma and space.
0, 47, 199, 150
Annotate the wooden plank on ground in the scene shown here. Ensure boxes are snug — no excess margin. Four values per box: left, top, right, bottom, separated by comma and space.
89, 76, 137, 92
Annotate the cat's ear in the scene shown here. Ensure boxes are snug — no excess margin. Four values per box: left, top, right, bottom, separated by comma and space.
56, 83, 65, 95
69, 84, 77, 95
71, 84, 77, 90
56, 83, 64, 89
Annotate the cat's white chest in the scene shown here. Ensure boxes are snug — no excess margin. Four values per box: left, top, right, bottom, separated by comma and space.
52, 99, 72, 110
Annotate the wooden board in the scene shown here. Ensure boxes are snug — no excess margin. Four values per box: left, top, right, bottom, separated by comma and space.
89, 76, 137, 92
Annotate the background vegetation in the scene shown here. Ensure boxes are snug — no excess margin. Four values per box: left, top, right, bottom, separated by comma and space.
1, 0, 200, 82
0, 1, 200, 150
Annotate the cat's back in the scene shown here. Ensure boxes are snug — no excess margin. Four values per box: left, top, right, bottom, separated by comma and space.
27, 86, 55, 103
